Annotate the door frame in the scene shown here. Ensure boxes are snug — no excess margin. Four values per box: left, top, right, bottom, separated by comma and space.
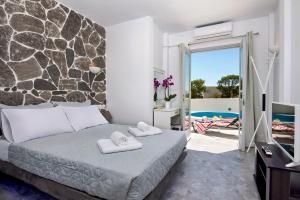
188, 37, 245, 149
179, 44, 192, 135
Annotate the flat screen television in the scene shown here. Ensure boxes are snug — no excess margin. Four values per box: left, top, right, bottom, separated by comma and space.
272, 102, 300, 167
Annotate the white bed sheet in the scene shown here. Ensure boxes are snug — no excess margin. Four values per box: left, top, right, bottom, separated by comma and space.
0, 137, 10, 161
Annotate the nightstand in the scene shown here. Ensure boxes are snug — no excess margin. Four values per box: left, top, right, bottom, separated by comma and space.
153, 108, 180, 129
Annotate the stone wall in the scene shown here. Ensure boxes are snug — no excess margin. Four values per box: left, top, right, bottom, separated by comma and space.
0, 0, 106, 106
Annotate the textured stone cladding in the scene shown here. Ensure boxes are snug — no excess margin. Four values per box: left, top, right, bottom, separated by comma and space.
0, 0, 106, 106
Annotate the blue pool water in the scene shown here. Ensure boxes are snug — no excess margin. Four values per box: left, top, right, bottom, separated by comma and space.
191, 111, 239, 118
272, 114, 294, 123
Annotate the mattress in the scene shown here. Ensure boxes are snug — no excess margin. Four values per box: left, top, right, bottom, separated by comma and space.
8, 124, 187, 200
0, 137, 10, 162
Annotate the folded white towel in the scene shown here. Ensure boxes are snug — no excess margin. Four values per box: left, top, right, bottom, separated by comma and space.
128, 127, 162, 137
97, 137, 143, 154
137, 122, 152, 132
110, 131, 128, 146
137, 121, 162, 133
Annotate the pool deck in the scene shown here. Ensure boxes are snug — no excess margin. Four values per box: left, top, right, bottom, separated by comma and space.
188, 129, 239, 153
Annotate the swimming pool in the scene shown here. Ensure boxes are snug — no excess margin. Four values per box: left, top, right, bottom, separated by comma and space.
191, 111, 239, 119
272, 114, 294, 123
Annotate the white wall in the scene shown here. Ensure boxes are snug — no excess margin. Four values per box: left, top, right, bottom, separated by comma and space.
153, 25, 164, 68
273, 0, 282, 102
291, 0, 300, 105
273, 5, 280, 101
276, 0, 292, 103
107, 17, 163, 125
191, 98, 239, 113
273, 0, 300, 105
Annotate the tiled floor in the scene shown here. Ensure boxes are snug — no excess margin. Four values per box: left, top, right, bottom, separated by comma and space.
0, 130, 259, 200
162, 130, 259, 200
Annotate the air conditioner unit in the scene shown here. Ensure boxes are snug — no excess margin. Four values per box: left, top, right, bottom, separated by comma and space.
193, 22, 233, 39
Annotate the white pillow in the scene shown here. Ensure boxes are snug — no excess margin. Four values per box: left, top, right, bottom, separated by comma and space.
51, 101, 91, 107
0, 103, 53, 132
1, 113, 13, 142
62, 105, 108, 131
1, 107, 74, 143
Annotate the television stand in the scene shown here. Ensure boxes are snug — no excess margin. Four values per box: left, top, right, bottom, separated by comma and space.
286, 162, 300, 168
255, 142, 300, 200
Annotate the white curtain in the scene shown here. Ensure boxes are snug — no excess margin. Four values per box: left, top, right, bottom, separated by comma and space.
240, 32, 256, 151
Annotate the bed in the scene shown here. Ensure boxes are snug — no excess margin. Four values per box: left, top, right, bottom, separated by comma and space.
0, 124, 187, 200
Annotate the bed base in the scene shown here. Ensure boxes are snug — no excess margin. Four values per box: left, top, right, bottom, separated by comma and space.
0, 149, 187, 200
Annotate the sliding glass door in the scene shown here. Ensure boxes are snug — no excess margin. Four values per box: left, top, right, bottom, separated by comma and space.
180, 44, 191, 137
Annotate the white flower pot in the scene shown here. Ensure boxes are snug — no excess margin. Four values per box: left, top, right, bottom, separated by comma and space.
165, 101, 171, 109
153, 101, 158, 108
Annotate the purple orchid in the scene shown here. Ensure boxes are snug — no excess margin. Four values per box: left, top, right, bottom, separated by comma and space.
154, 78, 160, 89
154, 78, 161, 101
162, 75, 176, 101
162, 75, 174, 88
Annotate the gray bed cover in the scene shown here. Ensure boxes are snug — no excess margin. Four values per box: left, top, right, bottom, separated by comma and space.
8, 124, 187, 200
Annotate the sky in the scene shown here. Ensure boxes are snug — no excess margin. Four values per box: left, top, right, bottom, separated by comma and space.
191, 47, 240, 86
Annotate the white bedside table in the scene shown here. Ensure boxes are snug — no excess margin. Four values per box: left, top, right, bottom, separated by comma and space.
153, 108, 180, 129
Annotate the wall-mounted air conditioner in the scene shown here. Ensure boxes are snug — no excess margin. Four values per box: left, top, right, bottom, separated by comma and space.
193, 22, 233, 40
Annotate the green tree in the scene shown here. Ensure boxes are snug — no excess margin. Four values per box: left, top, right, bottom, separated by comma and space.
212, 93, 222, 98
191, 79, 206, 98
217, 75, 239, 98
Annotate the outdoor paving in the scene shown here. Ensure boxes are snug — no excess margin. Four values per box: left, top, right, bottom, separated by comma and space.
188, 128, 239, 153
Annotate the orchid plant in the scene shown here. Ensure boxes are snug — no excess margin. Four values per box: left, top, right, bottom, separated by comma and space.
154, 78, 160, 101
162, 75, 176, 102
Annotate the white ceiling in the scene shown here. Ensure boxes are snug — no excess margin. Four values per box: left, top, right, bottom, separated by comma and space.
58, 0, 278, 33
